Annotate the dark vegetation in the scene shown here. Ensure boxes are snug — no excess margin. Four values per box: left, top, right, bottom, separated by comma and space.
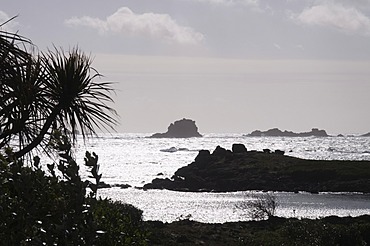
0, 138, 148, 245
144, 144, 370, 193
2, 20, 370, 245
146, 215, 370, 245
0, 21, 147, 245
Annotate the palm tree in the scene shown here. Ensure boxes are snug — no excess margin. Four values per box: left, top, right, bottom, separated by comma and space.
1, 23, 118, 159
0, 26, 42, 151
13, 48, 118, 159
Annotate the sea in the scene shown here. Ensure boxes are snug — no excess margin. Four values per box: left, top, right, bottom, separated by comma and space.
68, 133, 370, 223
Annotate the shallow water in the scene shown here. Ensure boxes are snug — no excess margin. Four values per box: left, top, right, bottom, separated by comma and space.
74, 133, 370, 187
99, 188, 370, 223
65, 133, 370, 222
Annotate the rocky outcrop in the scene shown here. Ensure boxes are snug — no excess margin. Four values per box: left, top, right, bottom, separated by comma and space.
361, 132, 370, 137
98, 182, 131, 189
246, 128, 329, 137
149, 118, 202, 138
143, 144, 370, 193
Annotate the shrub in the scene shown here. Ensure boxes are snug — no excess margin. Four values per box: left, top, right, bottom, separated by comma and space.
281, 218, 370, 245
0, 147, 148, 245
236, 193, 277, 220
93, 199, 148, 245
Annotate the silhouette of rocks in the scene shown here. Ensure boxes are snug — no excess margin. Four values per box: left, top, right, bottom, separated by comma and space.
97, 181, 111, 189
150, 118, 202, 138
246, 128, 329, 137
263, 148, 271, 153
212, 146, 230, 157
115, 184, 131, 189
274, 149, 285, 155
232, 143, 247, 153
361, 132, 370, 137
98, 182, 131, 189
143, 144, 370, 193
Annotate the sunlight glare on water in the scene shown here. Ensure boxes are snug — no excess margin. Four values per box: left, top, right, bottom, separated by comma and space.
74, 133, 370, 187
69, 133, 370, 223
99, 188, 370, 223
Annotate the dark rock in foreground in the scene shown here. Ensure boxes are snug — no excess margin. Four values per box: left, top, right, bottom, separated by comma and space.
149, 118, 202, 138
246, 128, 329, 137
144, 144, 370, 193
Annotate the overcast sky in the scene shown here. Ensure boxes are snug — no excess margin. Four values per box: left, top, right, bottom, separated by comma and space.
1, 0, 370, 134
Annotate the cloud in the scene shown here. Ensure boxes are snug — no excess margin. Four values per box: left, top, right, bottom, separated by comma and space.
65, 7, 204, 45
294, 2, 370, 35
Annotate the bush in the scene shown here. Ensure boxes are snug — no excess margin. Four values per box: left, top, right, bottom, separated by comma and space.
0, 149, 148, 245
281, 218, 370, 245
93, 199, 147, 245
236, 193, 277, 220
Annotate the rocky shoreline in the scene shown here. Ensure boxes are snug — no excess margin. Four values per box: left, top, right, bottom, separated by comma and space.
144, 144, 370, 193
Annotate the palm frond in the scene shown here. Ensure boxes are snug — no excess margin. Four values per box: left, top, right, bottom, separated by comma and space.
1, 26, 118, 159
41, 47, 118, 142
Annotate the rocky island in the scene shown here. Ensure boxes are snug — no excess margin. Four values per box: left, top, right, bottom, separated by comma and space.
246, 128, 329, 137
149, 118, 202, 138
144, 144, 370, 193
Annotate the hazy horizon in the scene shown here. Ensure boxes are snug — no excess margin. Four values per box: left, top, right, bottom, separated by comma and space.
2, 0, 370, 134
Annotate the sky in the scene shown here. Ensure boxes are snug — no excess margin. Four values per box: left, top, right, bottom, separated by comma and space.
1, 0, 370, 134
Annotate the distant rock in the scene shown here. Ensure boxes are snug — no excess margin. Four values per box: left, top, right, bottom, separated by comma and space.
150, 118, 202, 138
98, 182, 131, 189
361, 132, 370, 137
160, 147, 190, 153
115, 183, 131, 189
97, 181, 111, 189
160, 147, 178, 153
246, 128, 329, 137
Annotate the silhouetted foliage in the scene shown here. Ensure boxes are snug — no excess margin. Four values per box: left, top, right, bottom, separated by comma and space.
236, 193, 277, 220
0, 24, 117, 159
147, 216, 370, 245
0, 20, 147, 245
0, 134, 148, 245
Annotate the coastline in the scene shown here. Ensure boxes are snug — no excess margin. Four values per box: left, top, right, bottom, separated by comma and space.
144, 144, 370, 193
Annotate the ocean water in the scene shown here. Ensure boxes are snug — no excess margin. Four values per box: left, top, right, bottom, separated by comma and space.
70, 133, 370, 223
